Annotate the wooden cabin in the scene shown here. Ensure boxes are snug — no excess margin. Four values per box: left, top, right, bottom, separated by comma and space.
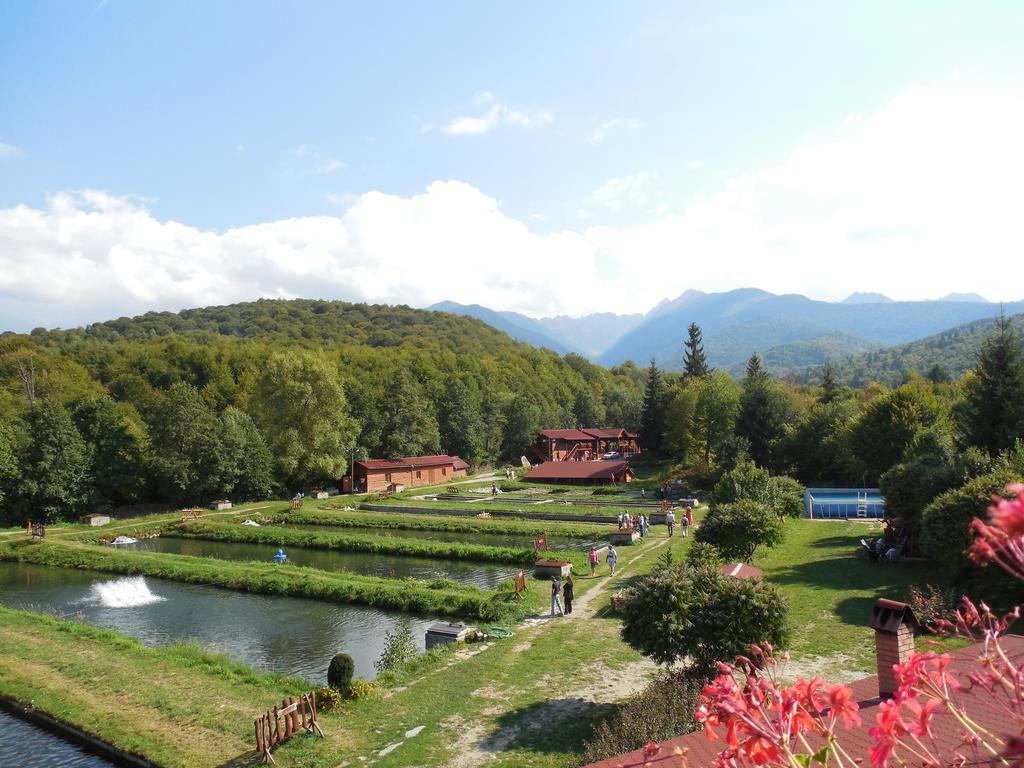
529, 427, 640, 463
351, 455, 469, 493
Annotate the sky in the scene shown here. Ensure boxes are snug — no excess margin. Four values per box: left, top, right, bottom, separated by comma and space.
2, 1, 1024, 332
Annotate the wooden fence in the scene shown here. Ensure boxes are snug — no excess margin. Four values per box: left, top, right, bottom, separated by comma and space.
254, 691, 324, 764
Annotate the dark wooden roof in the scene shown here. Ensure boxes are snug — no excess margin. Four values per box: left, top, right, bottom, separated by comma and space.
525, 460, 631, 481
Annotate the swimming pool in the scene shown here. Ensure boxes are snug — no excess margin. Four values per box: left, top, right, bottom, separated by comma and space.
804, 488, 885, 519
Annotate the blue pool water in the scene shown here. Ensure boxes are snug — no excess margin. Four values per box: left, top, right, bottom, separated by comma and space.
804, 488, 885, 519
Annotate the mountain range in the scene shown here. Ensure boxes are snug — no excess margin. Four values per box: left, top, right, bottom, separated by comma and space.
430, 289, 1022, 373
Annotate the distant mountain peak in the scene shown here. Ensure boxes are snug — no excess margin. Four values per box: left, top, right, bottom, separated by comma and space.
841, 292, 893, 304
938, 292, 990, 303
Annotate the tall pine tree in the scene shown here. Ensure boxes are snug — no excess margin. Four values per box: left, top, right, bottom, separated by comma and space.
683, 323, 710, 378
640, 359, 667, 453
820, 363, 841, 404
957, 314, 1024, 454
735, 354, 788, 468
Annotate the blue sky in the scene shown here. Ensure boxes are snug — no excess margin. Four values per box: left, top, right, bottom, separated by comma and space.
1, 2, 1023, 330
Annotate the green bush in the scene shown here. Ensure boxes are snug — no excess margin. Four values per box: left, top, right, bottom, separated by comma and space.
685, 541, 722, 569
375, 621, 417, 674
767, 475, 805, 518
694, 500, 784, 561
621, 564, 787, 678
582, 671, 702, 764
327, 652, 355, 692
919, 470, 1020, 573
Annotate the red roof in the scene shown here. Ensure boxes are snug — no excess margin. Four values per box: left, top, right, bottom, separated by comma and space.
582, 427, 628, 439
718, 562, 764, 580
539, 429, 597, 442
355, 455, 466, 471
584, 635, 1024, 768
526, 460, 631, 481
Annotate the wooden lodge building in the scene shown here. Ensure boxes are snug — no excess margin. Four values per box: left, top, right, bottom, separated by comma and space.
528, 427, 640, 463
349, 455, 469, 493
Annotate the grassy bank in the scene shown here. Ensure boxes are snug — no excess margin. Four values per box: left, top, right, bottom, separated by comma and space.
269, 509, 612, 538
167, 521, 596, 570
0, 539, 525, 621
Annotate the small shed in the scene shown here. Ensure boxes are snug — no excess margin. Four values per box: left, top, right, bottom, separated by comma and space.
719, 562, 763, 581
608, 528, 640, 545
534, 559, 572, 579
82, 513, 111, 527
425, 622, 475, 650
210, 499, 233, 511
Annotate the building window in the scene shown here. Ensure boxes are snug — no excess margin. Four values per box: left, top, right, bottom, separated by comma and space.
442, 467, 447, 476
385, 472, 391, 482
416, 470, 422, 479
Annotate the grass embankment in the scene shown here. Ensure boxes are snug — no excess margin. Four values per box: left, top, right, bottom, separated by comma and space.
366, 498, 635, 519
269, 509, 612, 539
0, 539, 523, 621
168, 521, 594, 570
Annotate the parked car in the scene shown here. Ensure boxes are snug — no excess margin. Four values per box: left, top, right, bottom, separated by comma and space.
602, 452, 621, 460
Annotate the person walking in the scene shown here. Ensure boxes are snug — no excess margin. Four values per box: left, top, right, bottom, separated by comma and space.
550, 577, 564, 617
563, 575, 574, 615
684, 505, 693, 535
607, 544, 618, 576
666, 508, 676, 537
588, 546, 599, 577
640, 513, 649, 537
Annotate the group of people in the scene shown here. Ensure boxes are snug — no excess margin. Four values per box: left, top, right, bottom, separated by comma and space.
503, 467, 515, 480
664, 505, 693, 537
617, 511, 649, 537
549, 574, 575, 616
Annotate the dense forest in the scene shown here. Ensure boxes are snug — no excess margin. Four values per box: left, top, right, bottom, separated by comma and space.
0, 300, 646, 524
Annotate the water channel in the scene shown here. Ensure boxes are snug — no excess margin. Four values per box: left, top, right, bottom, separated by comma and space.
0, 711, 116, 768
0, 561, 437, 683
127, 536, 520, 589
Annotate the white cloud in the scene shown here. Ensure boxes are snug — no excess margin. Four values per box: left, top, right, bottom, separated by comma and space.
2, 86, 1023, 332
588, 171, 655, 211
0, 142, 23, 158
441, 102, 552, 136
284, 145, 344, 175
588, 118, 640, 145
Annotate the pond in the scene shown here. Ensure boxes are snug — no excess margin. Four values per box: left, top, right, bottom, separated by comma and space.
127, 536, 520, 589
282, 523, 603, 551
0, 711, 116, 768
0, 561, 437, 683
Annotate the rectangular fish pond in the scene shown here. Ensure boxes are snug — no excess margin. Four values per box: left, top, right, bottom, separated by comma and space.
280, 523, 604, 552
0, 561, 437, 683
0, 710, 116, 768
125, 536, 521, 589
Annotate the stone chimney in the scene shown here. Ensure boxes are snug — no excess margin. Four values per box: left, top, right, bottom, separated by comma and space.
868, 598, 919, 698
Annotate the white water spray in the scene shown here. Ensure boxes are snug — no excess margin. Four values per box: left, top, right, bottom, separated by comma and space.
86, 576, 165, 608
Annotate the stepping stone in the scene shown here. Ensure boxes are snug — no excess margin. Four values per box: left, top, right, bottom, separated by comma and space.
379, 742, 403, 757
405, 725, 426, 738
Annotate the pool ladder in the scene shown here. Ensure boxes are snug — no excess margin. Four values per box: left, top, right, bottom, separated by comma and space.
856, 491, 868, 518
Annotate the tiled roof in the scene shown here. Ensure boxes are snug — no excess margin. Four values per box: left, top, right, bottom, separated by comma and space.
582, 427, 628, 439
718, 562, 764, 580
584, 635, 1024, 768
526, 460, 630, 480
355, 455, 466, 471
539, 429, 597, 441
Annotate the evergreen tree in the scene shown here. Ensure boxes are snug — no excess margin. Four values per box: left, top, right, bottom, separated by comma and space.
572, 387, 600, 428
440, 379, 484, 465
735, 364, 792, 468
820, 363, 842, 404
927, 363, 951, 385
744, 353, 767, 383
19, 400, 92, 523
640, 360, 667, 452
683, 323, 710, 378
957, 314, 1024, 454
378, 369, 441, 459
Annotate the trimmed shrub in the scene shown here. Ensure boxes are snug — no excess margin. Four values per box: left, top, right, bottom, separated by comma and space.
327, 652, 354, 692
694, 500, 784, 561
582, 671, 702, 764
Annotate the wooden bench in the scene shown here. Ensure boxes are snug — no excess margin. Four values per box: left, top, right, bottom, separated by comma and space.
254, 691, 324, 764
289, 498, 304, 510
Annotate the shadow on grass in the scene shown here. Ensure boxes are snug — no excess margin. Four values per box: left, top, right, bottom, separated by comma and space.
214, 749, 263, 768
808, 534, 873, 550
478, 697, 614, 755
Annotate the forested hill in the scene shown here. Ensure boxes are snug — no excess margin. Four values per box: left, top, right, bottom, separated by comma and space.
0, 299, 648, 522
793, 312, 1024, 387
30, 299, 527, 358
